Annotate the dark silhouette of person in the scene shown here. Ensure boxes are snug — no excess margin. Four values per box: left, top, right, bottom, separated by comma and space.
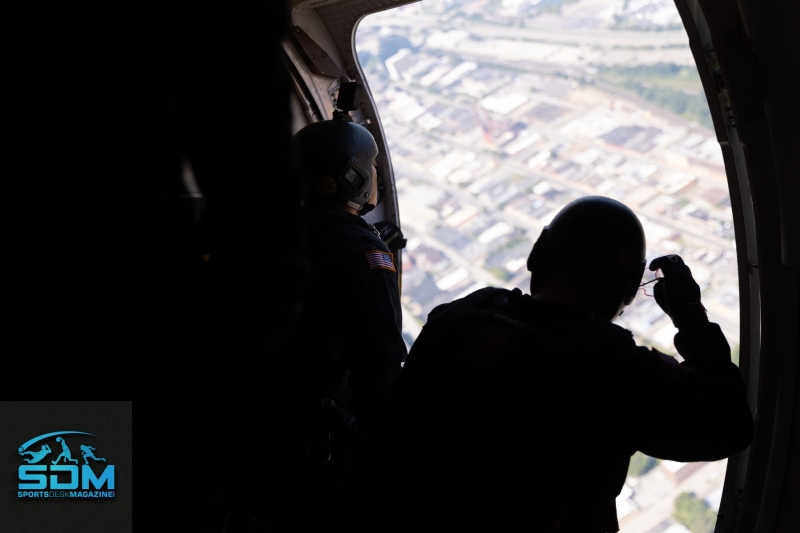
287, 101, 407, 529
52, 437, 79, 465
80, 445, 106, 465
19, 444, 51, 464
356, 196, 753, 532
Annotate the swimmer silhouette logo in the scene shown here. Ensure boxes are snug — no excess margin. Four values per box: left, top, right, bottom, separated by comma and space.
17, 431, 115, 498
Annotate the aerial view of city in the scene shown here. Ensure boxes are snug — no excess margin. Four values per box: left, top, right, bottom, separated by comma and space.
357, 0, 739, 531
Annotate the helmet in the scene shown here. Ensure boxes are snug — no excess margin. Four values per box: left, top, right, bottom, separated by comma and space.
293, 119, 378, 213
527, 196, 646, 305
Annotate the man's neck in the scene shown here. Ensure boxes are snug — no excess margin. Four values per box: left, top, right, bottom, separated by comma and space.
531, 279, 616, 322
307, 203, 359, 216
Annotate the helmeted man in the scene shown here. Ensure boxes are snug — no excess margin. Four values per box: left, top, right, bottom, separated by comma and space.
359, 196, 753, 532
294, 106, 406, 433
290, 87, 407, 528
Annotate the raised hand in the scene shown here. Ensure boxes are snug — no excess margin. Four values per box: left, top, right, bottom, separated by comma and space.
649, 255, 707, 328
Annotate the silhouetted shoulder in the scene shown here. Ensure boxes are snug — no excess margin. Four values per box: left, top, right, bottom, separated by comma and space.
304, 210, 389, 256
425, 286, 508, 323
580, 320, 637, 347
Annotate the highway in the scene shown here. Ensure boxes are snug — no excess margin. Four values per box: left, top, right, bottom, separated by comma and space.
360, 14, 691, 49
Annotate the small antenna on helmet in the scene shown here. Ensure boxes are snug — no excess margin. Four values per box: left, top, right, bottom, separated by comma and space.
332, 77, 363, 123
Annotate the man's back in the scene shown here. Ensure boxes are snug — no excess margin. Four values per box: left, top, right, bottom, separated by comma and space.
302, 210, 405, 427
364, 287, 752, 531
280, 210, 407, 529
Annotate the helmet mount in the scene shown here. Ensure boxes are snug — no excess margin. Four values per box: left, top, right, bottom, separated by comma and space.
332, 80, 363, 123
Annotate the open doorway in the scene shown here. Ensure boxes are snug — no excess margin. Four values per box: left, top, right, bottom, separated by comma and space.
357, 1, 738, 531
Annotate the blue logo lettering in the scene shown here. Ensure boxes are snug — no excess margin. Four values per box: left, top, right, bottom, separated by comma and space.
82, 465, 114, 490
18, 465, 47, 489
16, 431, 116, 498
50, 465, 78, 489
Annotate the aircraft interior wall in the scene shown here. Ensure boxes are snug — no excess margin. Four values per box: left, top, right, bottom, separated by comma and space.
2, 0, 795, 532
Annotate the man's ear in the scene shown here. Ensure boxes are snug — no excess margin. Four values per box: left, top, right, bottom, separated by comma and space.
527, 228, 549, 273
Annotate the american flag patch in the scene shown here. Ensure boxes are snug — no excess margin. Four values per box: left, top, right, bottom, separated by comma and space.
365, 250, 396, 272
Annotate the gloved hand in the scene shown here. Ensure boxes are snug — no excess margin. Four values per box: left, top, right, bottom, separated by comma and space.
649, 255, 708, 329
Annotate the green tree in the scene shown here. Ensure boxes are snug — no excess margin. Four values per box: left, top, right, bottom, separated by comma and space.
627, 452, 659, 477
487, 266, 511, 282
673, 492, 718, 533
596, 63, 714, 129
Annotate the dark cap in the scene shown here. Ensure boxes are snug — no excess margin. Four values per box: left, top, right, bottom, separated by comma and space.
547, 196, 645, 261
528, 196, 646, 303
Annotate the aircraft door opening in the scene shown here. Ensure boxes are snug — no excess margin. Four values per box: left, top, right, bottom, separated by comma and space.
355, 0, 750, 530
